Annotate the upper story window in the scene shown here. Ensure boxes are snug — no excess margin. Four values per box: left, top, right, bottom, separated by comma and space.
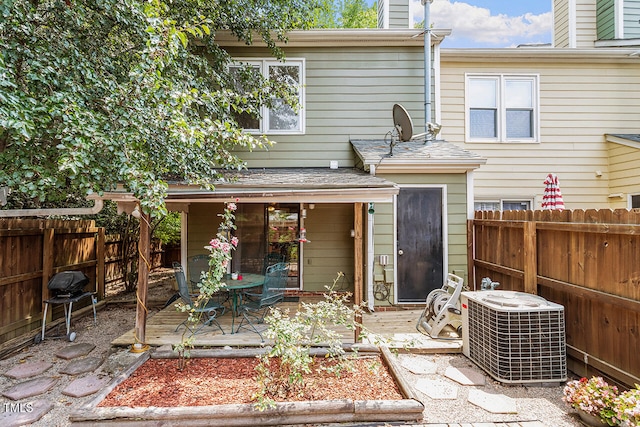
466, 74, 539, 143
229, 59, 305, 135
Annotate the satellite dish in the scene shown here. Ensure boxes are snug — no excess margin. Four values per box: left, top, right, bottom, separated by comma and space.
388, 104, 442, 156
393, 104, 414, 142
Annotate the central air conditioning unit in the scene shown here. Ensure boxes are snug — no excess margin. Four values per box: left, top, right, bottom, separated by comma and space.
461, 290, 567, 384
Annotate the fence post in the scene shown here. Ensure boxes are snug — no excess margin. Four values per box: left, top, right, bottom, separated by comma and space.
523, 221, 537, 294
42, 228, 54, 322
467, 219, 475, 290
96, 228, 105, 299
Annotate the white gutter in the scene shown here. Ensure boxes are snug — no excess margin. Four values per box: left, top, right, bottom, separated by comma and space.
0, 197, 104, 218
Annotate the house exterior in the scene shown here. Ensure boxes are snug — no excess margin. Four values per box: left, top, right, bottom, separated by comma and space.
102, 0, 488, 309
103, 0, 640, 314
167, 28, 485, 308
438, 0, 640, 211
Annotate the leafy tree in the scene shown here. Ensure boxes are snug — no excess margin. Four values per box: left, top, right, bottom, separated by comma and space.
339, 0, 377, 28
311, 0, 377, 29
0, 0, 320, 216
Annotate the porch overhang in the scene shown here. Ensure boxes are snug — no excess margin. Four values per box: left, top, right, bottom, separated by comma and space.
98, 168, 399, 212
351, 139, 487, 175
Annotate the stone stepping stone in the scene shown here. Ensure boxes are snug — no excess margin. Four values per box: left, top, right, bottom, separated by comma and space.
2, 377, 57, 400
400, 356, 437, 375
444, 366, 486, 386
55, 343, 95, 360
60, 357, 103, 375
62, 374, 110, 398
4, 361, 53, 380
415, 378, 458, 399
468, 388, 517, 414
0, 399, 54, 427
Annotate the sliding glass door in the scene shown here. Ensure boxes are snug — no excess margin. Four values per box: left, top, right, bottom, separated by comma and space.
234, 203, 299, 288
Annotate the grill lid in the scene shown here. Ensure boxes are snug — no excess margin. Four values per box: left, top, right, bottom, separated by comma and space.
47, 271, 90, 294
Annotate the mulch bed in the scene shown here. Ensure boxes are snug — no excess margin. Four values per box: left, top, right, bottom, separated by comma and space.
98, 355, 403, 407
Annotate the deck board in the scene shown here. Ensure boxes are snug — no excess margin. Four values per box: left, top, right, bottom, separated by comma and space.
111, 301, 462, 353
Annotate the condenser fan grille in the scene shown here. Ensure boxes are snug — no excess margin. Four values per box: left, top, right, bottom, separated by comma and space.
464, 291, 567, 384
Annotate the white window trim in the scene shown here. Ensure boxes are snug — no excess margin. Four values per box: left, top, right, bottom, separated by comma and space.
231, 58, 305, 135
629, 193, 640, 209
465, 73, 540, 144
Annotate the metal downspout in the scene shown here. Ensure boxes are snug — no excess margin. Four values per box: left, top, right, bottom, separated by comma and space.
423, 0, 433, 146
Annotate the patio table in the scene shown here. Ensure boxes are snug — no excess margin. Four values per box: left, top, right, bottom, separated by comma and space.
223, 273, 265, 333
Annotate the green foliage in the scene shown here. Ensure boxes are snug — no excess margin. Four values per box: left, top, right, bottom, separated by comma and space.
252, 272, 379, 410
0, 0, 320, 215
152, 212, 181, 245
310, 0, 377, 28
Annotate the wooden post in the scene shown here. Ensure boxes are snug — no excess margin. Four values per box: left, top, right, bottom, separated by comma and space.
96, 227, 105, 300
467, 219, 475, 290
353, 203, 363, 342
134, 212, 151, 345
42, 228, 55, 323
523, 221, 537, 294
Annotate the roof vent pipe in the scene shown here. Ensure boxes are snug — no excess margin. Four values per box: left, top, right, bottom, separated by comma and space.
422, 0, 433, 146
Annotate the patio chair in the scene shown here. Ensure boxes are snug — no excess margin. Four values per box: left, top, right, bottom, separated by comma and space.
262, 252, 286, 275
188, 254, 229, 304
173, 262, 225, 335
235, 262, 288, 341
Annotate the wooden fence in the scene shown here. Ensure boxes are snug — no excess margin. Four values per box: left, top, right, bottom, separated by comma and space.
468, 209, 640, 387
0, 219, 163, 344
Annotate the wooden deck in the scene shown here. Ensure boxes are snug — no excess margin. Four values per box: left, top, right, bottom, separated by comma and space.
111, 300, 462, 353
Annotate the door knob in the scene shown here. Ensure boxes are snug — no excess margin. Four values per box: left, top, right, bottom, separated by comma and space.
398, 249, 404, 256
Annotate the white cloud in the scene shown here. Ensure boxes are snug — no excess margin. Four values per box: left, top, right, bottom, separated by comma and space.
410, 0, 553, 46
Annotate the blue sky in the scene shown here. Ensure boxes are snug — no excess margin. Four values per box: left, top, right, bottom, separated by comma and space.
367, 0, 553, 48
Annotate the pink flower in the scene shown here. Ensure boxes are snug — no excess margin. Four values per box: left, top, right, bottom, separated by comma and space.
231, 236, 239, 247
227, 202, 237, 211
209, 238, 221, 249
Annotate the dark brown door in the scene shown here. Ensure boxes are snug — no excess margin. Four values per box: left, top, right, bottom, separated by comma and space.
397, 187, 444, 303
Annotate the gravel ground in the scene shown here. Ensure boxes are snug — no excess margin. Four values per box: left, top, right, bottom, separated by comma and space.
0, 269, 584, 427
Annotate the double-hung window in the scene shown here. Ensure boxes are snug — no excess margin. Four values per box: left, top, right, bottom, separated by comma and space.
466, 74, 539, 142
230, 58, 305, 134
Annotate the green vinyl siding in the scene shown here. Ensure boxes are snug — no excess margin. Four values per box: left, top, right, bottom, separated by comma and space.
222, 46, 425, 169
554, 0, 570, 47
186, 204, 225, 281
597, 0, 616, 39
302, 203, 354, 292
624, 0, 640, 38
388, 0, 410, 29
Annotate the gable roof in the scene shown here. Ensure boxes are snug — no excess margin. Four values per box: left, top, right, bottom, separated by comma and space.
351, 139, 486, 174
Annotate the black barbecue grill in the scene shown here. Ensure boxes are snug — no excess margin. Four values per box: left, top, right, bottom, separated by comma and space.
38, 271, 97, 343
48, 271, 90, 298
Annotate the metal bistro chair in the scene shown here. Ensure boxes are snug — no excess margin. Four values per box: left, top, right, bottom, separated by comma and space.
235, 262, 288, 341
173, 262, 225, 335
262, 252, 286, 275
188, 254, 229, 304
